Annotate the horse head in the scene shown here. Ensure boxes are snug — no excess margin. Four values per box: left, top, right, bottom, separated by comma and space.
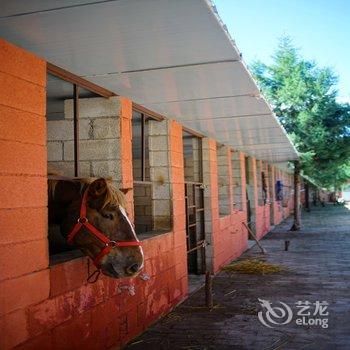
49, 177, 144, 278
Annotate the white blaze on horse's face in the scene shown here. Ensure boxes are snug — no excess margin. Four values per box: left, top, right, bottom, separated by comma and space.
99, 205, 144, 279
119, 205, 145, 266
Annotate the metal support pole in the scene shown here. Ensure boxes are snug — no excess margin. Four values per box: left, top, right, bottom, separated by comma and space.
141, 113, 146, 181
305, 182, 310, 212
73, 84, 80, 177
290, 161, 301, 231
205, 270, 213, 309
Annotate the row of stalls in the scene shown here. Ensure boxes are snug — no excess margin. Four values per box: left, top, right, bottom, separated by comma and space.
0, 1, 298, 349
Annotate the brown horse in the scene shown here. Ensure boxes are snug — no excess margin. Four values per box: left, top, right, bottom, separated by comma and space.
48, 177, 144, 278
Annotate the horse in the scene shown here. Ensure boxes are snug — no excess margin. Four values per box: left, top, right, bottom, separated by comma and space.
48, 176, 144, 278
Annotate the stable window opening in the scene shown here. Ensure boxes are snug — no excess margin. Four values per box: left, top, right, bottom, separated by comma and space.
132, 110, 172, 235
183, 131, 205, 275
132, 110, 152, 234
231, 151, 243, 211
46, 64, 115, 264
261, 162, 268, 205
217, 144, 231, 217
257, 160, 264, 206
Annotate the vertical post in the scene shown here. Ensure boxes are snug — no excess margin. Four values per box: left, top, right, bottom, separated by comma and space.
290, 160, 301, 231
305, 182, 310, 212
312, 186, 317, 206
205, 270, 213, 309
141, 113, 146, 181
73, 84, 79, 177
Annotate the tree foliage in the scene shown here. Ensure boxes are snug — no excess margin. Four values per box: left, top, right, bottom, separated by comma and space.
251, 37, 350, 190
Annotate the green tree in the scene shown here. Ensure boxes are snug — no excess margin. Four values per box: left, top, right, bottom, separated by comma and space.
251, 37, 350, 190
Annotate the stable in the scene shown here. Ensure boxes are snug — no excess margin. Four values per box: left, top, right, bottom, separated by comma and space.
0, 1, 298, 349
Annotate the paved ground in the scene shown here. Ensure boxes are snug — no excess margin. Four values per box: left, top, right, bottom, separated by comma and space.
125, 204, 350, 350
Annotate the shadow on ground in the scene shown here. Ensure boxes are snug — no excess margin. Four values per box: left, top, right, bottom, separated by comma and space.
124, 204, 350, 350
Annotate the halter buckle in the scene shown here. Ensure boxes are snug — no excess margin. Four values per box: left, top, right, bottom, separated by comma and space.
106, 240, 117, 247
77, 217, 88, 224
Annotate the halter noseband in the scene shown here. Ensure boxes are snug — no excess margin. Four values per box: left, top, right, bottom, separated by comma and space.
67, 185, 142, 267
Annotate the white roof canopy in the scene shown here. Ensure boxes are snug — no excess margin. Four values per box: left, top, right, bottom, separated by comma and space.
0, 0, 298, 163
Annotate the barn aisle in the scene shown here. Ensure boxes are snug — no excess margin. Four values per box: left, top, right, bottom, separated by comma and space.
124, 204, 350, 350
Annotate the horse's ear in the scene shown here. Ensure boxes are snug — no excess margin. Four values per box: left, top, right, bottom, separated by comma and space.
88, 178, 107, 198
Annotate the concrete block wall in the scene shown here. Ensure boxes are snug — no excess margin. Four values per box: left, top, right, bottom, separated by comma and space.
256, 159, 263, 206
132, 158, 144, 181
148, 120, 172, 231
133, 183, 153, 233
183, 137, 201, 182
203, 140, 248, 273
217, 144, 231, 216
133, 119, 173, 233
231, 151, 243, 211
47, 96, 122, 181
216, 149, 248, 270
184, 155, 194, 180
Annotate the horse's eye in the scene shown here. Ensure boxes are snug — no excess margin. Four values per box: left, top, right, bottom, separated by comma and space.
102, 213, 114, 220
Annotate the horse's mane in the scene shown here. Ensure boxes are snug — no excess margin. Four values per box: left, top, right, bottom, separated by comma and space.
48, 173, 126, 209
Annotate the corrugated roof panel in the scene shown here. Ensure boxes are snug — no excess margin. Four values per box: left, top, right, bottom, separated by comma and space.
0, 0, 298, 162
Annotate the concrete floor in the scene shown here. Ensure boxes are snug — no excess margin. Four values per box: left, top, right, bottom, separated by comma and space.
125, 204, 350, 350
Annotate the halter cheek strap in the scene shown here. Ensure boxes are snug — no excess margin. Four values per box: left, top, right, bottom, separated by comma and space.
67, 186, 142, 267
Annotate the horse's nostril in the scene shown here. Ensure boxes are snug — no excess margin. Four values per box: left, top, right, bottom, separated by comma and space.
126, 263, 140, 274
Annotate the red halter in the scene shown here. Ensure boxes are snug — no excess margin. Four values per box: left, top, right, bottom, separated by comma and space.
67, 186, 142, 267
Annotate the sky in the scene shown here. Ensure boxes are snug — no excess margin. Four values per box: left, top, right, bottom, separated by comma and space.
214, 0, 350, 102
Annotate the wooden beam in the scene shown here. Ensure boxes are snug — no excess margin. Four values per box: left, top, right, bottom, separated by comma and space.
47, 62, 115, 98
132, 103, 165, 121
182, 126, 205, 138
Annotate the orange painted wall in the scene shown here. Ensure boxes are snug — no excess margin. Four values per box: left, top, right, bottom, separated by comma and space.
0, 39, 48, 349
205, 142, 248, 273
0, 39, 297, 349
0, 40, 188, 349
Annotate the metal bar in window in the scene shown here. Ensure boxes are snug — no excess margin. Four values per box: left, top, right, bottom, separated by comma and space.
73, 84, 79, 177
200, 187, 205, 241
185, 184, 190, 250
184, 181, 203, 185
199, 138, 204, 183
133, 180, 152, 185
141, 113, 146, 181
187, 240, 205, 254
